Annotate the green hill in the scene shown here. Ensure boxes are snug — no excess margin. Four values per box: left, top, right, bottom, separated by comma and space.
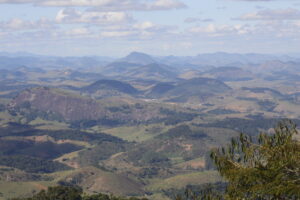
81, 79, 139, 96
160, 78, 231, 103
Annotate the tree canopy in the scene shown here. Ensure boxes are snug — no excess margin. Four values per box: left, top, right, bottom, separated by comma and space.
12, 186, 148, 200
210, 120, 300, 200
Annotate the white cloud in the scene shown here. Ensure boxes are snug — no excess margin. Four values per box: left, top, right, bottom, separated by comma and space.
40, 0, 114, 7
90, 0, 186, 11
65, 27, 90, 36
293, 20, 300, 27
229, 0, 294, 1
0, 0, 186, 11
98, 21, 178, 39
186, 18, 300, 39
0, 31, 7, 38
0, 18, 54, 31
133, 21, 156, 30
253, 20, 300, 37
184, 17, 214, 23
100, 31, 136, 37
55, 8, 132, 24
149, 0, 185, 10
0, 0, 35, 2
188, 24, 251, 37
236, 8, 300, 20
134, 21, 177, 32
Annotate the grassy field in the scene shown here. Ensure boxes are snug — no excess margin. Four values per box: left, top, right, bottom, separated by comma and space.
56, 167, 144, 196
146, 193, 171, 200
0, 111, 16, 126
29, 118, 70, 130
103, 123, 172, 142
174, 157, 205, 170
274, 101, 300, 118
146, 171, 221, 191
0, 99, 10, 105
190, 126, 240, 147
0, 170, 81, 199
0, 181, 55, 200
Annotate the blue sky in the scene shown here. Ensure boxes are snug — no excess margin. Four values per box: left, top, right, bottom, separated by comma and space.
0, 0, 299, 56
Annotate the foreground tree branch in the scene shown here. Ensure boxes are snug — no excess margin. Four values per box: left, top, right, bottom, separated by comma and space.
210, 120, 300, 200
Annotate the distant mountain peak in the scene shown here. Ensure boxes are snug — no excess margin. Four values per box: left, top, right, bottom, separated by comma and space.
127, 51, 150, 56
119, 51, 156, 65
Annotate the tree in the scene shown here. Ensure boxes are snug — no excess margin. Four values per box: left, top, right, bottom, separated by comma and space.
12, 186, 82, 200
210, 120, 300, 200
12, 185, 148, 200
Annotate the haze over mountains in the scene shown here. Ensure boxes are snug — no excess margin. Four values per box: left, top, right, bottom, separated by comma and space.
0, 51, 299, 70
0, 50, 300, 199
2, 0, 300, 198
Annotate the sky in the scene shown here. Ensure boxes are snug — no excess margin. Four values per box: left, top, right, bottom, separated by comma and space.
0, 0, 299, 57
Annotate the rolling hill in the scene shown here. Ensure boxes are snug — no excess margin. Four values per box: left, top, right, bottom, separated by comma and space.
8, 87, 200, 125
147, 83, 176, 98
60, 167, 145, 196
201, 67, 254, 81
147, 78, 231, 103
123, 63, 178, 81
81, 79, 139, 98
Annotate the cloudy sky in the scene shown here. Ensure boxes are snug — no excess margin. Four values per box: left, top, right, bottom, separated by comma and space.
0, 0, 299, 56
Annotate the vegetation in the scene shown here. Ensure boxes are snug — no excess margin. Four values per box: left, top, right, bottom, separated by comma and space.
0, 167, 52, 182
164, 182, 226, 200
197, 118, 300, 136
126, 147, 170, 166
257, 100, 278, 112
159, 108, 198, 125
1, 61, 300, 199
147, 171, 221, 192
174, 120, 300, 199
0, 104, 5, 112
207, 109, 239, 115
0, 139, 82, 159
82, 79, 139, 95
210, 120, 300, 199
0, 155, 70, 173
11, 102, 65, 123
11, 185, 148, 200
70, 118, 127, 128
157, 125, 207, 139
0, 123, 124, 143
77, 142, 128, 167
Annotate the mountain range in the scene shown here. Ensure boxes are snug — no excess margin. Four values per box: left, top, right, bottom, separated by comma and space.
1, 51, 299, 70
0, 50, 300, 199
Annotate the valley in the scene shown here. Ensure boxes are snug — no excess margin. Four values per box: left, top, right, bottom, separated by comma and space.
0, 52, 299, 199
